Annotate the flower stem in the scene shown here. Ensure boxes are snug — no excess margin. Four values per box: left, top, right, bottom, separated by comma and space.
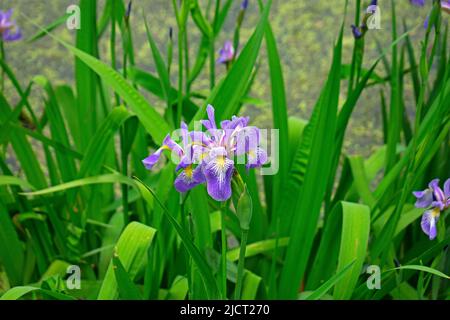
209, 39, 215, 89
221, 202, 227, 298
0, 40, 5, 93
177, 26, 184, 126
234, 228, 249, 300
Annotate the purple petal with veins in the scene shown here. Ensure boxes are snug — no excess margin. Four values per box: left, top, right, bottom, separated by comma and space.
421, 209, 439, 240
174, 166, 205, 193
202, 147, 234, 201
413, 189, 434, 208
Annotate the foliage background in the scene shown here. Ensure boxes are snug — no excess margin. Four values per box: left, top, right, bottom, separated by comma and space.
3, 0, 430, 162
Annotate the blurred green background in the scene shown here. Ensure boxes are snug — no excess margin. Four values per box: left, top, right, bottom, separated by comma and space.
2, 0, 431, 158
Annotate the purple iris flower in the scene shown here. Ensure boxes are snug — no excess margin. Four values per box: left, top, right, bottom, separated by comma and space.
241, 0, 249, 10
142, 105, 267, 202
0, 9, 22, 42
217, 41, 235, 65
413, 178, 450, 240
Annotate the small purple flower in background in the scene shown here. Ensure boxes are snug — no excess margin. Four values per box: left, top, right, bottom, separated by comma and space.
241, 0, 249, 10
351, 25, 363, 39
413, 178, 450, 240
350, 0, 379, 39
410, 0, 450, 10
411, 0, 450, 28
410, 0, 426, 7
442, 0, 450, 13
143, 104, 267, 201
125, 1, 132, 19
0, 9, 22, 42
217, 40, 235, 65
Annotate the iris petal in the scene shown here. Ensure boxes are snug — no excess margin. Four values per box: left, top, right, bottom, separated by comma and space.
413, 189, 433, 208
203, 151, 234, 201
443, 178, 450, 199
143, 134, 183, 170
142, 148, 165, 170
3, 28, 21, 42
431, 180, 445, 203
246, 147, 268, 169
421, 209, 439, 240
174, 166, 205, 193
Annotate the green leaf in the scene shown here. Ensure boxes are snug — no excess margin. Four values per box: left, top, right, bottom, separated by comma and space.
21, 174, 136, 197
0, 94, 47, 189
134, 178, 221, 299
27, 13, 70, 42
78, 107, 129, 178
98, 222, 157, 300
303, 260, 355, 300
333, 202, 370, 299
0, 203, 25, 286
241, 271, 262, 300
0, 176, 35, 191
0, 287, 75, 300
99, 211, 125, 278
189, 186, 213, 250
190, 0, 213, 38
0, 287, 40, 300
143, 15, 172, 111
389, 265, 450, 280
75, 0, 99, 150
264, 18, 289, 223
227, 238, 290, 262
348, 155, 376, 207
340, 64, 383, 83
165, 276, 189, 300
278, 26, 343, 299
32, 76, 77, 182
112, 255, 143, 300
190, 0, 272, 124
27, 19, 172, 145
128, 67, 199, 121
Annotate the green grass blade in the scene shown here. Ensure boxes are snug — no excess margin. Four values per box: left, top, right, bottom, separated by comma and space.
26, 13, 70, 42
143, 15, 172, 113
78, 107, 129, 178
0, 286, 75, 300
304, 260, 355, 300
389, 265, 449, 280
227, 237, 289, 262
264, 20, 289, 224
75, 0, 99, 150
33, 76, 77, 182
0, 203, 25, 286
112, 255, 144, 300
20, 174, 136, 197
